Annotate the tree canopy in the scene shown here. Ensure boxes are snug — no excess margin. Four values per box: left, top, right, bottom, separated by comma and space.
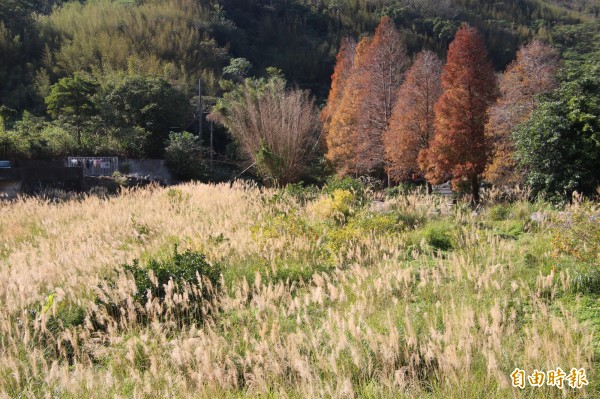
384, 50, 443, 184
420, 24, 497, 204
515, 48, 600, 198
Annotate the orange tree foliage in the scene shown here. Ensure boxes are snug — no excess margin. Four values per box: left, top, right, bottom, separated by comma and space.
420, 24, 497, 204
485, 40, 560, 186
383, 50, 442, 183
354, 16, 409, 177
321, 37, 356, 151
325, 37, 372, 175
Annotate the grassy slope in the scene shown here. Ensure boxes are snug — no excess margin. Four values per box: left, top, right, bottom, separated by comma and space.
0, 183, 597, 397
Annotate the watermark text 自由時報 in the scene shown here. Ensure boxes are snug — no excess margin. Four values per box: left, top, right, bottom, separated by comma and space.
511, 367, 589, 389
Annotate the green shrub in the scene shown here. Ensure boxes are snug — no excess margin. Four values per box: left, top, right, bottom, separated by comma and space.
491, 220, 525, 239
511, 201, 537, 224
411, 221, 455, 251
25, 294, 86, 364
323, 212, 408, 256
524, 252, 538, 267
308, 189, 356, 224
95, 246, 223, 328
29, 294, 85, 332
425, 223, 454, 251
350, 212, 406, 234
165, 131, 208, 181
282, 182, 319, 205
384, 182, 421, 198
486, 204, 511, 221
325, 224, 361, 254
124, 246, 221, 306
267, 182, 320, 206
272, 260, 334, 286
45, 300, 86, 334
324, 176, 367, 205
572, 267, 600, 295
485, 202, 533, 237
251, 210, 314, 241
394, 210, 426, 230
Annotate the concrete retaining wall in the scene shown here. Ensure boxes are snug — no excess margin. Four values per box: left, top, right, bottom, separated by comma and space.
120, 159, 172, 184
1, 158, 173, 198
0, 181, 21, 199
1, 163, 83, 197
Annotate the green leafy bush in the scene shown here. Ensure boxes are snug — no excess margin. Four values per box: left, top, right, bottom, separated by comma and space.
251, 210, 314, 241
486, 204, 511, 221
323, 176, 368, 205
124, 246, 221, 306
282, 182, 319, 205
93, 247, 221, 331
514, 61, 600, 199
410, 221, 455, 251
308, 189, 356, 224
350, 212, 406, 234
492, 220, 525, 239
325, 224, 361, 254
394, 210, 426, 230
45, 299, 86, 334
424, 223, 455, 251
26, 294, 86, 363
165, 132, 208, 181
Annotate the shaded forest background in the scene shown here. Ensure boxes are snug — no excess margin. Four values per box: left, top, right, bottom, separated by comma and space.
1, 0, 595, 107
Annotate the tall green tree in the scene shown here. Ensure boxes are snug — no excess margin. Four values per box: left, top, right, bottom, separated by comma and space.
165, 131, 207, 181
45, 74, 99, 145
98, 75, 191, 158
515, 62, 600, 199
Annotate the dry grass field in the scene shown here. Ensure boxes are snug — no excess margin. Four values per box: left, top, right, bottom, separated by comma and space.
0, 181, 598, 398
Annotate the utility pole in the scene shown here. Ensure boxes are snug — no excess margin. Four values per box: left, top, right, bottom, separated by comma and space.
210, 121, 214, 171
199, 79, 215, 171
198, 79, 203, 139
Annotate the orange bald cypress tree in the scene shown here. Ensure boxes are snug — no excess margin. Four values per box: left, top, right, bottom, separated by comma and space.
383, 50, 443, 186
326, 37, 372, 175
321, 38, 356, 149
420, 24, 497, 204
485, 40, 560, 186
355, 16, 409, 178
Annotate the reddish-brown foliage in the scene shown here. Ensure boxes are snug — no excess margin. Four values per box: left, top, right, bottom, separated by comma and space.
420, 24, 497, 204
326, 37, 372, 175
321, 38, 356, 151
485, 40, 560, 186
383, 50, 443, 183
354, 16, 409, 176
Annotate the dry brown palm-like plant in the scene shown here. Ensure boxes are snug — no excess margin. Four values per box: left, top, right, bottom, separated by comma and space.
210, 76, 320, 186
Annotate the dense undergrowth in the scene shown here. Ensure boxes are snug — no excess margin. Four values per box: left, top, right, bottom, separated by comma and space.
0, 180, 597, 397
